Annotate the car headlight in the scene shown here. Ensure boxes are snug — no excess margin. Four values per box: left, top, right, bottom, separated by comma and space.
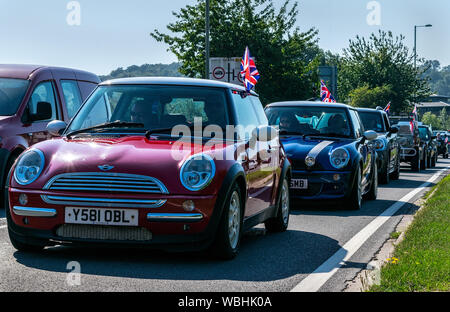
370, 138, 386, 150
180, 154, 216, 191
14, 149, 45, 185
329, 148, 350, 169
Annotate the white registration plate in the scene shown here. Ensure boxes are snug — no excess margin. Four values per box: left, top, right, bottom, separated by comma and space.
65, 207, 139, 226
290, 179, 308, 190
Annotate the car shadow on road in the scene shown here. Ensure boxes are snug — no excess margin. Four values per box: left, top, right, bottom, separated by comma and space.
12, 228, 347, 283
290, 198, 420, 218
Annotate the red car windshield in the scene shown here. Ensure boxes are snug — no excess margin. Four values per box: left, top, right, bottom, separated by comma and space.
67, 85, 230, 136
0, 78, 30, 116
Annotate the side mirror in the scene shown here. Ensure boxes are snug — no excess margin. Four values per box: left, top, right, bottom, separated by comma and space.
363, 130, 378, 141
30, 102, 52, 122
47, 120, 67, 137
389, 127, 399, 134
252, 126, 278, 142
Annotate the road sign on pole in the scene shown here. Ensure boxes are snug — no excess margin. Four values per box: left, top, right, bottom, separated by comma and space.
319, 66, 338, 101
209, 57, 246, 86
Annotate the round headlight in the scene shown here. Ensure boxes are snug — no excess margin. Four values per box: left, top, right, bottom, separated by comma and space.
180, 154, 216, 191
14, 149, 45, 185
371, 139, 386, 150
329, 148, 350, 169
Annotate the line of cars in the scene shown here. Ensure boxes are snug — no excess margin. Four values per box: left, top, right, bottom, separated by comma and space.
1, 66, 446, 259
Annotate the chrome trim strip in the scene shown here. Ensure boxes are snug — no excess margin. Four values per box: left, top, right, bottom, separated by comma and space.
41, 195, 166, 208
13, 206, 57, 217
48, 187, 161, 193
147, 213, 204, 222
43, 172, 169, 194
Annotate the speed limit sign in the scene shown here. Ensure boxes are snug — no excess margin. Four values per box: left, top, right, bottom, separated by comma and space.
212, 67, 226, 80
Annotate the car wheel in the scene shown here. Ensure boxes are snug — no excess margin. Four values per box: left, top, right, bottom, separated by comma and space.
265, 177, 290, 233
346, 167, 362, 210
211, 184, 242, 260
421, 152, 427, 169
426, 152, 432, 168
411, 151, 420, 171
390, 155, 401, 180
379, 155, 390, 184
364, 161, 378, 200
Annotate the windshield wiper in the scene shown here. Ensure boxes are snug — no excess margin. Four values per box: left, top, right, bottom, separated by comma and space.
66, 121, 145, 139
145, 124, 226, 139
305, 133, 350, 139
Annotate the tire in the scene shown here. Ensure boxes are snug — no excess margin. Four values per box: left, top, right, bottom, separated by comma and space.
379, 156, 389, 185
431, 154, 436, 167
265, 178, 290, 233
346, 167, 362, 210
421, 151, 427, 170
426, 152, 432, 168
210, 184, 243, 260
364, 161, 378, 200
390, 151, 401, 180
411, 151, 420, 171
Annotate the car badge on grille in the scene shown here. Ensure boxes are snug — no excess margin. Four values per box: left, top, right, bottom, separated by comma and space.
98, 165, 114, 171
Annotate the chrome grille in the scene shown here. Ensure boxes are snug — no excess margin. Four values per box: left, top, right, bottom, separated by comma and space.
56, 224, 152, 241
44, 173, 169, 194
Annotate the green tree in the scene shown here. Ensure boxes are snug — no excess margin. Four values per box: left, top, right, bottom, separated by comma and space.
348, 84, 396, 109
421, 112, 441, 129
439, 108, 449, 130
338, 30, 431, 113
150, 0, 320, 104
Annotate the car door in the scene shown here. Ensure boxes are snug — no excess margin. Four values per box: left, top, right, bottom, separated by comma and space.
231, 92, 274, 218
383, 113, 398, 172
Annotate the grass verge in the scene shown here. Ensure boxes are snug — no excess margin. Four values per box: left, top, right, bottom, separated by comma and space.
369, 175, 450, 292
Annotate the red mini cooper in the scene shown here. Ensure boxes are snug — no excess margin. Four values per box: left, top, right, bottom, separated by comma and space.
6, 77, 291, 259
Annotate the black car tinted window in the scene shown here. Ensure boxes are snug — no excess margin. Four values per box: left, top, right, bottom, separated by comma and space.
0, 78, 30, 116
358, 111, 385, 133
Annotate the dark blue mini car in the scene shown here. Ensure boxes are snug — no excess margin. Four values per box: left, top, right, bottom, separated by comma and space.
265, 101, 379, 210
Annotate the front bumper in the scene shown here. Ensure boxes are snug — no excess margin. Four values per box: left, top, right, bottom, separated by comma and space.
7, 188, 220, 251
289, 170, 353, 201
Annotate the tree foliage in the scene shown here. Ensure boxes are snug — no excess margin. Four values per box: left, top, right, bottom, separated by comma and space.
421, 112, 442, 130
348, 84, 395, 109
337, 30, 431, 113
421, 60, 450, 96
100, 63, 183, 81
151, 0, 320, 104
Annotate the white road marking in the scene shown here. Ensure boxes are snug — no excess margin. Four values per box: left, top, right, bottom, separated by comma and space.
291, 165, 450, 292
0, 225, 6, 230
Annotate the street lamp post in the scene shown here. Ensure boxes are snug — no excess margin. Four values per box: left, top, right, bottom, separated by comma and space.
414, 24, 432, 69
205, 0, 210, 80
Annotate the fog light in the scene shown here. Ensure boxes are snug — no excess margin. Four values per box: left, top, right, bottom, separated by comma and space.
333, 174, 341, 182
19, 194, 28, 206
182, 200, 195, 212
305, 156, 315, 167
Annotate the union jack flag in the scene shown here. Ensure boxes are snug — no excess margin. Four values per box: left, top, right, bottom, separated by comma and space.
320, 80, 336, 103
240, 47, 260, 92
411, 104, 418, 121
384, 102, 391, 115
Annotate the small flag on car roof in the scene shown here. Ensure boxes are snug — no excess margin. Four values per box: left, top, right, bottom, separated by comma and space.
320, 80, 336, 103
240, 46, 260, 92
384, 102, 391, 115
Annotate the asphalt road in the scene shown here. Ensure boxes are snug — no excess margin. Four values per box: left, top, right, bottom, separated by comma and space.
1, 158, 449, 292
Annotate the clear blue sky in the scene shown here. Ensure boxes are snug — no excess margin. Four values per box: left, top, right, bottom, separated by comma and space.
0, 0, 448, 75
